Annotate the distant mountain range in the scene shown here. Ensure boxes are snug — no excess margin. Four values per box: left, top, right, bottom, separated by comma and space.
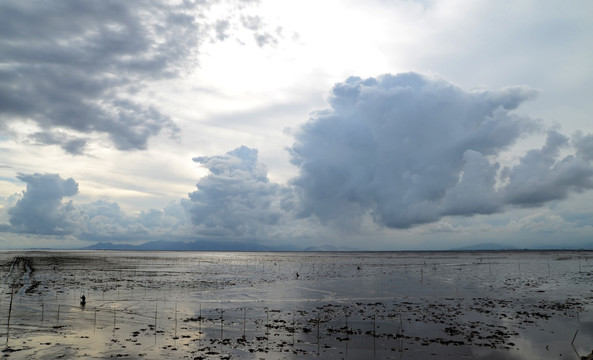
449, 242, 593, 251
80, 240, 592, 252
82, 241, 361, 252
449, 243, 517, 251
82, 240, 297, 251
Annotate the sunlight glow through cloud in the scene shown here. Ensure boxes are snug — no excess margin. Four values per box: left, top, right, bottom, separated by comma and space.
0, 0, 592, 250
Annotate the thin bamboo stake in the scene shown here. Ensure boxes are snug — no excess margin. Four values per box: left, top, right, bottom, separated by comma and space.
373, 313, 376, 358
5, 289, 14, 346
174, 303, 178, 339
220, 309, 224, 341
154, 303, 158, 343
317, 311, 320, 356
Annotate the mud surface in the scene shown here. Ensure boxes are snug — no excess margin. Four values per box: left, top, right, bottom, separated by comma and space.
0, 250, 592, 359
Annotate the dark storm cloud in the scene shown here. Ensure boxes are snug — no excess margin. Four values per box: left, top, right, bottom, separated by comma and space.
289, 73, 593, 228
188, 146, 289, 237
0, 0, 195, 152
30, 131, 88, 155
6, 173, 79, 234
0, 0, 275, 153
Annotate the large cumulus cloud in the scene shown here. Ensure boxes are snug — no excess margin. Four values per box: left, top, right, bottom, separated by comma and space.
0, 0, 268, 153
0, 147, 290, 242
2, 72, 593, 247
0, 173, 190, 242
5, 174, 79, 234
188, 146, 290, 237
289, 73, 593, 228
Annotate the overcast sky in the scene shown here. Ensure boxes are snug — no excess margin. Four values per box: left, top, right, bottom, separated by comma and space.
1, 0, 592, 250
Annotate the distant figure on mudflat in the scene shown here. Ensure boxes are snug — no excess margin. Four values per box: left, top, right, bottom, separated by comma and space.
80, 295, 86, 306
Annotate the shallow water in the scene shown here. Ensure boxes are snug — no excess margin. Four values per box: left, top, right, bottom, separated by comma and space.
0, 250, 591, 359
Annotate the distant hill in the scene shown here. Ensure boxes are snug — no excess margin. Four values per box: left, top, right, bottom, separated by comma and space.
450, 243, 517, 251
82, 240, 297, 251
302, 245, 361, 252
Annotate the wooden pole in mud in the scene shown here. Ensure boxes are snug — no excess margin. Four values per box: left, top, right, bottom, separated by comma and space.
41, 303, 44, 323
317, 311, 320, 356
548, 257, 551, 277
220, 309, 224, 341
6, 289, 14, 346
94, 307, 97, 333
266, 308, 269, 335
373, 313, 376, 358
174, 303, 178, 339
57, 304, 61, 323
154, 303, 158, 342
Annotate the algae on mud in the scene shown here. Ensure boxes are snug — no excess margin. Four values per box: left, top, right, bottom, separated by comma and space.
0, 250, 592, 359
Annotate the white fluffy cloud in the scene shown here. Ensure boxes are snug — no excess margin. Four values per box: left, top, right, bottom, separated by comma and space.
289, 73, 593, 228
4, 174, 79, 234
2, 73, 593, 248
188, 146, 290, 238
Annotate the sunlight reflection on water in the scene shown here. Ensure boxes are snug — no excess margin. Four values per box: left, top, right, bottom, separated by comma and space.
0, 250, 591, 359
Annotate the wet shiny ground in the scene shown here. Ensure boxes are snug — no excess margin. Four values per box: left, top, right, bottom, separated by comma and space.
0, 250, 592, 359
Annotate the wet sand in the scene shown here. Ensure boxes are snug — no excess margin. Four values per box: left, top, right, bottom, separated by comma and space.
0, 250, 592, 359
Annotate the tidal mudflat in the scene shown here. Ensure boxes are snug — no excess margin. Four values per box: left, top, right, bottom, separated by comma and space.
0, 250, 592, 359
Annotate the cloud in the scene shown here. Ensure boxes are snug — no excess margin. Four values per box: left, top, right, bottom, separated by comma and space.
0, 1, 198, 152
188, 146, 290, 237
574, 131, 593, 162
0, 172, 192, 242
215, 20, 231, 41
0, 0, 272, 154
289, 72, 593, 228
2, 72, 593, 248
30, 131, 87, 155
6, 174, 79, 235
241, 15, 263, 31
502, 130, 593, 206
75, 199, 190, 243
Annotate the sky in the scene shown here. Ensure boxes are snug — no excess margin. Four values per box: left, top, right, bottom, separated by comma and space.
1, 0, 593, 250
